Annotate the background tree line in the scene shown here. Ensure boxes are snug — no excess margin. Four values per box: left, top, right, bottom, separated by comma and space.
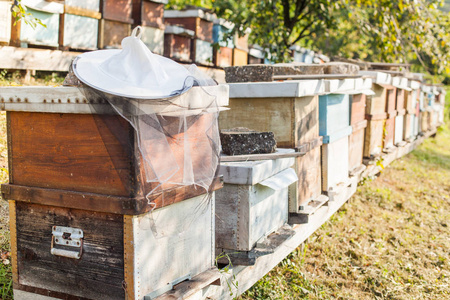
169, 0, 450, 79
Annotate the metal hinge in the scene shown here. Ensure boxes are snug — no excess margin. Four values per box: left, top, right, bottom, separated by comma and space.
51, 226, 84, 259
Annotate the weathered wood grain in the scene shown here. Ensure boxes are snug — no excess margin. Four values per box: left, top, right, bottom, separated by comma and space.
0, 1, 11, 44
98, 19, 131, 49
165, 17, 213, 42
291, 146, 321, 209
350, 94, 366, 125
386, 88, 397, 113
132, 0, 165, 28
384, 117, 396, 150
213, 46, 233, 68
8, 111, 136, 197
363, 119, 385, 158
232, 48, 248, 66
319, 94, 350, 138
61, 14, 99, 50
16, 202, 125, 300
349, 120, 367, 172
101, 0, 133, 23
366, 84, 388, 115
164, 33, 193, 62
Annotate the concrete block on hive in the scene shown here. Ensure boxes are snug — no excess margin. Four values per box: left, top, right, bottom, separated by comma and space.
220, 128, 277, 156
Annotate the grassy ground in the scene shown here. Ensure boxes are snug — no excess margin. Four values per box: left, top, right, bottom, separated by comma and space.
241, 117, 450, 297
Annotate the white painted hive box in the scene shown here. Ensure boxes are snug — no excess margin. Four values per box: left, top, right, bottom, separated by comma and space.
127, 193, 215, 299
216, 149, 298, 251
321, 135, 349, 191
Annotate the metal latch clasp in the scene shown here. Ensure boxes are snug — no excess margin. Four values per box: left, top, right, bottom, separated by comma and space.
51, 226, 84, 259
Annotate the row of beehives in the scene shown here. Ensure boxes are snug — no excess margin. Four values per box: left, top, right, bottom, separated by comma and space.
214, 69, 446, 264
1, 71, 445, 300
0, 0, 259, 67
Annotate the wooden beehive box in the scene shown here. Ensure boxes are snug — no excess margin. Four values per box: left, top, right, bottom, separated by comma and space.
360, 71, 395, 158
232, 48, 248, 66
219, 80, 324, 212
216, 150, 297, 253
101, 0, 133, 23
10, 0, 64, 48
98, 19, 131, 49
195, 39, 214, 66
164, 25, 194, 62
1, 85, 229, 299
212, 19, 234, 68
318, 79, 355, 144
164, 9, 215, 66
10, 193, 218, 300
0, 0, 11, 45
248, 45, 265, 64
60, 4, 101, 50
319, 79, 356, 191
348, 78, 372, 173
164, 9, 214, 42
132, 0, 167, 55
384, 113, 396, 150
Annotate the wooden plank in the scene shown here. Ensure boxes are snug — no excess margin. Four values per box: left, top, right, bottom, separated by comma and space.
19, 7, 61, 47
291, 146, 321, 210
194, 39, 214, 66
363, 119, 384, 158
140, 26, 164, 55
163, 33, 193, 63
8, 200, 19, 285
350, 94, 366, 125
16, 202, 125, 300
2, 177, 223, 214
294, 95, 319, 147
8, 111, 136, 197
288, 195, 329, 224
64, 5, 102, 19
232, 48, 248, 66
213, 46, 233, 68
0, 46, 79, 71
219, 97, 295, 148
220, 151, 305, 162
155, 268, 221, 300
98, 19, 131, 49
133, 194, 215, 298
0, 1, 11, 44
366, 84, 388, 115
101, 0, 133, 24
140, 0, 165, 28
123, 215, 135, 300
384, 116, 396, 150
322, 136, 349, 191
62, 14, 99, 50
274, 74, 361, 80
349, 123, 366, 172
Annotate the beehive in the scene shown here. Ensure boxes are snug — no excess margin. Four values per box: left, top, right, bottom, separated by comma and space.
0, 85, 229, 299
10, 0, 64, 48
219, 80, 325, 212
216, 151, 297, 253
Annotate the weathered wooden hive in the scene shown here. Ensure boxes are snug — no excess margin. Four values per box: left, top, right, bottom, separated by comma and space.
0, 85, 229, 300
419, 85, 431, 133
10, 0, 63, 48
392, 76, 410, 146
98, 0, 133, 49
405, 79, 421, 141
164, 25, 194, 62
248, 45, 265, 65
60, 0, 101, 51
232, 32, 249, 66
348, 77, 373, 175
131, 0, 167, 55
213, 18, 234, 67
360, 71, 394, 158
319, 78, 355, 193
221, 64, 334, 223
0, 0, 11, 45
164, 8, 216, 66
215, 151, 297, 265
